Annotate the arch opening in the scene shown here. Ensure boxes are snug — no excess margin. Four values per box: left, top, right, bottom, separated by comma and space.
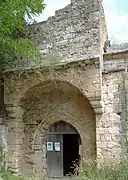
19, 80, 96, 177
47, 121, 81, 177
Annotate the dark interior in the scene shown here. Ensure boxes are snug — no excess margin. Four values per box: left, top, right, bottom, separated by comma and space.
63, 134, 80, 176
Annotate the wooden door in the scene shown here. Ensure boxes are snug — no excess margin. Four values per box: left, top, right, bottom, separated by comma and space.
47, 134, 63, 178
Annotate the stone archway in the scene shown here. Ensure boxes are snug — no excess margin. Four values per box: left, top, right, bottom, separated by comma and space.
20, 80, 96, 176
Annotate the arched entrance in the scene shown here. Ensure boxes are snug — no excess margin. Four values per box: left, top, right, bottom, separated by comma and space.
20, 80, 96, 176
47, 121, 81, 178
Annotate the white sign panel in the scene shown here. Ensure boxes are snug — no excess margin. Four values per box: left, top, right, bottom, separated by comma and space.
47, 142, 53, 151
55, 142, 60, 152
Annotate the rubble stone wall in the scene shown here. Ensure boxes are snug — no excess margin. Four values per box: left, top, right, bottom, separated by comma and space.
20, 83, 96, 174
28, 0, 107, 66
4, 61, 101, 174
96, 71, 126, 160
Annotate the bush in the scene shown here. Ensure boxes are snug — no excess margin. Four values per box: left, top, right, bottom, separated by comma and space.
0, 159, 128, 180
0, 167, 46, 180
0, 167, 25, 180
76, 159, 128, 180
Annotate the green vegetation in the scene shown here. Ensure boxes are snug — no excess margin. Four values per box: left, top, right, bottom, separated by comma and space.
126, 104, 128, 149
0, 0, 45, 70
76, 160, 128, 180
0, 160, 128, 180
125, 81, 128, 150
0, 167, 44, 180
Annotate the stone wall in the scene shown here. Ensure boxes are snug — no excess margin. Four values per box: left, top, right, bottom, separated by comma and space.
4, 60, 102, 174
4, 55, 128, 175
27, 0, 107, 67
103, 52, 128, 72
3, 0, 128, 176
0, 123, 7, 167
124, 72, 128, 150
20, 82, 96, 175
4, 58, 102, 104
96, 72, 126, 159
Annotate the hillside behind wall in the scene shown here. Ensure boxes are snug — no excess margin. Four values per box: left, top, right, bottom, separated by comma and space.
27, 0, 108, 66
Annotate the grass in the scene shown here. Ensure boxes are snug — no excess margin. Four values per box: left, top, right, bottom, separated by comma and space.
0, 159, 128, 180
76, 159, 128, 180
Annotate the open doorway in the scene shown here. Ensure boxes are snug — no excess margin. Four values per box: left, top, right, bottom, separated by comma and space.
63, 134, 80, 176
47, 121, 81, 178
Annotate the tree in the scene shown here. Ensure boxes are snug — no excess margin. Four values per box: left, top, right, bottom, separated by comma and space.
0, 0, 45, 118
0, 0, 45, 70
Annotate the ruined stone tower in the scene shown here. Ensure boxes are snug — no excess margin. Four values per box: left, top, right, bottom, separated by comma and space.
3, 0, 127, 178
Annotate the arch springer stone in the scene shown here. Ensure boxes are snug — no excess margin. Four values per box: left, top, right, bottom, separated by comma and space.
90, 100, 104, 114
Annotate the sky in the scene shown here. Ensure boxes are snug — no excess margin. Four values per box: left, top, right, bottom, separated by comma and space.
36, 0, 128, 43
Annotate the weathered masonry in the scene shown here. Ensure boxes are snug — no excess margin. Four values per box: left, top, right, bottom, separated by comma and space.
2, 0, 128, 178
